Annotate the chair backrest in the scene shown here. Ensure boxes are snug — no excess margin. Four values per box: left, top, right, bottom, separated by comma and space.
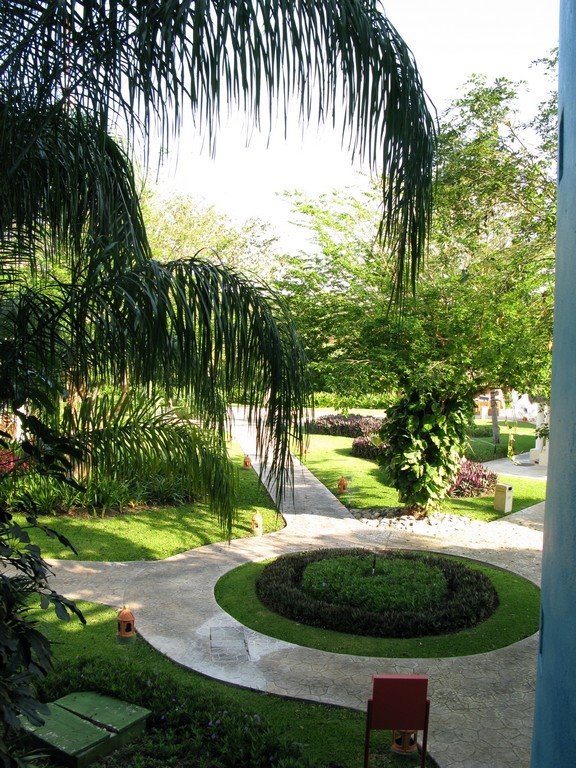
368, 674, 429, 731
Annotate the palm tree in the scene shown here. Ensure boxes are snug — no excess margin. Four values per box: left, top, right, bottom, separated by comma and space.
0, 0, 436, 516
0, 2, 435, 760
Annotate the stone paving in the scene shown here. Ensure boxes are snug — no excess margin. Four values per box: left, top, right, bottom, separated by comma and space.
50, 422, 545, 768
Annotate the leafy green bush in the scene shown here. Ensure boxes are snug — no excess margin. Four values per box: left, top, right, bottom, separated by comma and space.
313, 391, 392, 409
448, 459, 498, 498
378, 386, 471, 513
2, 472, 79, 515
256, 548, 499, 638
37, 659, 312, 768
350, 435, 387, 460
308, 414, 383, 438
301, 555, 448, 613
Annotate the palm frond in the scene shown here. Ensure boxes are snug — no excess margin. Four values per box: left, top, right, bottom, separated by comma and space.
1, 0, 436, 289
80, 258, 311, 506
62, 391, 236, 531
0, 98, 149, 273
0, 258, 311, 510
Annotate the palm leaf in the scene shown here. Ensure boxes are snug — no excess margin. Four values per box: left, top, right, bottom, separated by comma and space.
1, 0, 436, 290
62, 391, 236, 532
0, 98, 149, 274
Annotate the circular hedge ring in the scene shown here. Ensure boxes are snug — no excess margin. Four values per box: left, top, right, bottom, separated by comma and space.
255, 548, 499, 638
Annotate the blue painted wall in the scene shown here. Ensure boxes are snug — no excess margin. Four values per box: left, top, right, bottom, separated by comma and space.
531, 2, 576, 764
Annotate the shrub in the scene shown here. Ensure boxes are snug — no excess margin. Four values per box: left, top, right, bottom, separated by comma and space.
0, 448, 29, 476
256, 548, 499, 638
301, 554, 448, 613
378, 385, 472, 513
448, 459, 498, 498
313, 392, 393, 409
350, 435, 387, 460
307, 413, 383, 438
37, 659, 312, 768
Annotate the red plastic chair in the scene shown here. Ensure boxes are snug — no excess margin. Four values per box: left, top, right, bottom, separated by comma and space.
364, 674, 430, 768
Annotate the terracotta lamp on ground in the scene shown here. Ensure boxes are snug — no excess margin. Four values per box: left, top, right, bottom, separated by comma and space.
117, 606, 137, 644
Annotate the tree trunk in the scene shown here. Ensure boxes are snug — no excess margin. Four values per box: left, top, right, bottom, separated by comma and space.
490, 389, 501, 444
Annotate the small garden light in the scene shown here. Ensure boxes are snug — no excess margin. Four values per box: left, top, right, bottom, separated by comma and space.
117, 606, 137, 643
337, 476, 348, 494
243, 454, 252, 469
251, 511, 263, 536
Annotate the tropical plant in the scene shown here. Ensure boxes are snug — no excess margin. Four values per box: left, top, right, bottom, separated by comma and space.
0, 2, 436, 765
378, 382, 472, 513
448, 458, 498, 498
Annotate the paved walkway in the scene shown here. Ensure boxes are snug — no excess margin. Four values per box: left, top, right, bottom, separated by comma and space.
50, 426, 545, 768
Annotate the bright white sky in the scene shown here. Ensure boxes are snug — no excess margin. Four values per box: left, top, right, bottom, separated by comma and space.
152, 0, 560, 246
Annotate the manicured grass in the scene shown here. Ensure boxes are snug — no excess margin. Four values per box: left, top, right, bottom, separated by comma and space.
18, 443, 283, 561
215, 554, 540, 658
466, 420, 536, 462
303, 434, 399, 508
443, 474, 546, 521
303, 434, 546, 522
32, 601, 436, 768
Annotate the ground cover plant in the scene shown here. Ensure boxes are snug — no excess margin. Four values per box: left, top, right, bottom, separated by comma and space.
9, 444, 282, 561
303, 433, 545, 521
215, 556, 540, 658
307, 414, 384, 438
255, 549, 498, 638
448, 459, 498, 498
16, 602, 436, 768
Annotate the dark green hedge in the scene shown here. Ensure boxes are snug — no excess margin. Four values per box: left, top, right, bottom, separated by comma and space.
255, 548, 499, 639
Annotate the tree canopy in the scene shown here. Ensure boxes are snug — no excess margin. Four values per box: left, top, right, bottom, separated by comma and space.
278, 67, 556, 402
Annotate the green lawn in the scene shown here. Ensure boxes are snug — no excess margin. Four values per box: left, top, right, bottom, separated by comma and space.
215, 555, 540, 658
33, 602, 436, 768
466, 419, 536, 461
303, 433, 546, 522
19, 443, 283, 561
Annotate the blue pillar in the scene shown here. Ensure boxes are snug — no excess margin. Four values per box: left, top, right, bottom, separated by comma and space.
531, 2, 576, 764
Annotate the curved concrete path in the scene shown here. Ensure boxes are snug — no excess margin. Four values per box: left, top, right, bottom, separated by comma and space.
50, 424, 544, 768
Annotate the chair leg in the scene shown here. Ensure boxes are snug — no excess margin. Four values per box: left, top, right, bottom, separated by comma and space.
363, 702, 373, 768
420, 700, 430, 768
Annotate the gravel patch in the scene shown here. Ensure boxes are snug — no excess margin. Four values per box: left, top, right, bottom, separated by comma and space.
348, 506, 477, 533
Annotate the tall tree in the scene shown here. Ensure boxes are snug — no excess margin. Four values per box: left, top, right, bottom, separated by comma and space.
279, 69, 556, 403
0, 2, 435, 763
142, 191, 282, 282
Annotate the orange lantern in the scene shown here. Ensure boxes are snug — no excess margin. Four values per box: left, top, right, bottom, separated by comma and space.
391, 729, 418, 755
337, 476, 348, 494
117, 606, 136, 643
243, 454, 252, 469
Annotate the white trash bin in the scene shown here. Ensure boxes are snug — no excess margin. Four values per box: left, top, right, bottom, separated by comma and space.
494, 483, 513, 513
